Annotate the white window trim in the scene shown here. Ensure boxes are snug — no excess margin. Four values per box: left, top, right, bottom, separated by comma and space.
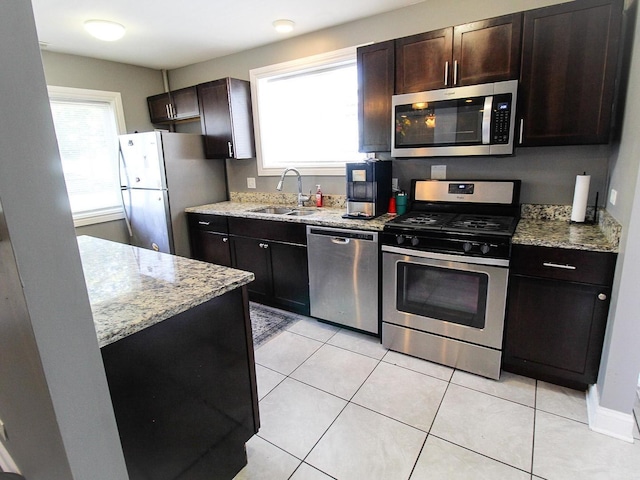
250, 46, 361, 177
47, 86, 127, 227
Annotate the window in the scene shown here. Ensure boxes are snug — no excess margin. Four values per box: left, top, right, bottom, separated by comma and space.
47, 86, 126, 227
250, 47, 367, 176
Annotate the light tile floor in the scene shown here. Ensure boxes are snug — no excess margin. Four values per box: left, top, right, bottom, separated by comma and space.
235, 316, 640, 480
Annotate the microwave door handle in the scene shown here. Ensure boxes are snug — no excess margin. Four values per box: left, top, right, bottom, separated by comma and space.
482, 96, 493, 144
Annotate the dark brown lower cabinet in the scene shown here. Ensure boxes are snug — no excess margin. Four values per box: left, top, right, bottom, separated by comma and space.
231, 233, 309, 315
503, 245, 617, 390
189, 214, 310, 315
101, 287, 259, 480
188, 213, 232, 267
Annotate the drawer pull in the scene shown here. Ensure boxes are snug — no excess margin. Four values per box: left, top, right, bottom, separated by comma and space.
222, 237, 228, 243
542, 262, 577, 270
598, 293, 607, 301
198, 221, 211, 226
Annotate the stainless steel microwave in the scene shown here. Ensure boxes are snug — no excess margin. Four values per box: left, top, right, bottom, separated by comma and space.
391, 80, 518, 158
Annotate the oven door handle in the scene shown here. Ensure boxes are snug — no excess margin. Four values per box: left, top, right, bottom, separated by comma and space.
381, 244, 509, 268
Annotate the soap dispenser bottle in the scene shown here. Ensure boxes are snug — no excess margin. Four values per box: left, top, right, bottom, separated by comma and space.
315, 184, 323, 207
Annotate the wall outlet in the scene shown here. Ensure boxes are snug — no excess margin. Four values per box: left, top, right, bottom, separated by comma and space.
431, 165, 446, 179
392, 178, 399, 191
247, 177, 256, 189
609, 188, 618, 206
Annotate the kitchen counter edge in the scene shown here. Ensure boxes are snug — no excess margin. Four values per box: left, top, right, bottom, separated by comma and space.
78, 235, 255, 348
185, 200, 393, 231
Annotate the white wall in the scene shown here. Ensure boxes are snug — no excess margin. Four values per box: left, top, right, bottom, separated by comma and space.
41, 50, 166, 243
596, 0, 640, 415
168, 0, 603, 206
0, 1, 128, 477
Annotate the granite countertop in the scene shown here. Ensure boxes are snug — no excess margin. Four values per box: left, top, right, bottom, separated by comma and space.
185, 200, 393, 232
513, 205, 620, 253
186, 195, 622, 253
77, 235, 254, 348
513, 219, 617, 252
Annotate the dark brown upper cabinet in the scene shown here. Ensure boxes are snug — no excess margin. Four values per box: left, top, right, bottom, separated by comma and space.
357, 40, 395, 153
453, 14, 522, 87
395, 28, 453, 93
395, 13, 522, 94
518, 0, 624, 146
197, 78, 256, 159
147, 86, 199, 124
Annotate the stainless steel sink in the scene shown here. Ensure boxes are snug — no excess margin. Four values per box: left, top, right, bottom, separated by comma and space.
252, 206, 294, 214
286, 210, 316, 216
252, 206, 317, 216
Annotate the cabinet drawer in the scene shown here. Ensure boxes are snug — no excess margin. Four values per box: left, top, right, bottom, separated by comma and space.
510, 245, 616, 285
188, 213, 228, 233
228, 217, 307, 245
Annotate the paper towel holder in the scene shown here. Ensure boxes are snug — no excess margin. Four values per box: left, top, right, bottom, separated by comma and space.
570, 191, 598, 225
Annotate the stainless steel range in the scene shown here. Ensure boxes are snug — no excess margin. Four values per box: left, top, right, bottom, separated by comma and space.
381, 179, 521, 379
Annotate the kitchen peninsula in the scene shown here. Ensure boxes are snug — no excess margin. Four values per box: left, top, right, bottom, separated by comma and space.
77, 235, 258, 480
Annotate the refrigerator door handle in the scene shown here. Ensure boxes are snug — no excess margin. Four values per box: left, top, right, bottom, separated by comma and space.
118, 144, 134, 238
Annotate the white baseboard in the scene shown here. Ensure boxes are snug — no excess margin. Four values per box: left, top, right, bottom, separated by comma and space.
0, 440, 20, 474
587, 384, 635, 443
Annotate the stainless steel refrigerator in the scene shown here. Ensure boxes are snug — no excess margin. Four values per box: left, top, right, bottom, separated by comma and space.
119, 131, 227, 257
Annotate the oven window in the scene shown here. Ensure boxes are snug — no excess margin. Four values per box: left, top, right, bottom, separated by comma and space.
396, 262, 488, 329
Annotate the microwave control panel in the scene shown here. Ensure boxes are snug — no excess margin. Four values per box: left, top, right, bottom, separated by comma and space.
491, 93, 513, 144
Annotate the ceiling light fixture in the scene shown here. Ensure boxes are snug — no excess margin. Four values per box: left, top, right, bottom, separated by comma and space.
273, 19, 295, 34
83, 20, 126, 41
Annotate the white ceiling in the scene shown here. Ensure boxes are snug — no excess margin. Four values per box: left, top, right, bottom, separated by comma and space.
32, 0, 424, 70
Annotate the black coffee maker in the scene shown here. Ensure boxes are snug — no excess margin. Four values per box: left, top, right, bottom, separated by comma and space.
344, 160, 393, 219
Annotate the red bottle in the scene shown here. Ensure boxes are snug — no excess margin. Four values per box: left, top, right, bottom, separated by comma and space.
388, 195, 397, 214
315, 184, 323, 207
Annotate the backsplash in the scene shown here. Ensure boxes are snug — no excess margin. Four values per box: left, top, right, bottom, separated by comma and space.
521, 204, 621, 248
230, 191, 347, 209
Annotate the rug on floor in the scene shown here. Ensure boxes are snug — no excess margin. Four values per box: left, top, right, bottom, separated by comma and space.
249, 302, 302, 348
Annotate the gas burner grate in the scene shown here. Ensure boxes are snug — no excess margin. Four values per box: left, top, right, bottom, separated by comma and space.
446, 215, 516, 234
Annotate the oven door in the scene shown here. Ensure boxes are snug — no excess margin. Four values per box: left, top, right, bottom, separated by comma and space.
382, 246, 509, 349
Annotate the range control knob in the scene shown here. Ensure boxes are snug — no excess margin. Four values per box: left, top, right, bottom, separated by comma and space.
480, 244, 491, 255
411, 236, 420, 247
462, 242, 473, 253
396, 235, 405, 245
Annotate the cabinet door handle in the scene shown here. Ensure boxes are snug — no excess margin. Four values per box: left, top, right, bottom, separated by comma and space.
444, 61, 449, 86
165, 104, 171, 118
543, 262, 577, 270
259, 243, 269, 249
519, 119, 524, 144
198, 221, 211, 226
453, 60, 459, 86
598, 293, 607, 301
228, 141, 233, 158
170, 103, 175, 118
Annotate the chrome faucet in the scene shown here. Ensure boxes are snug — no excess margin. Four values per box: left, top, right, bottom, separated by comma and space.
276, 167, 310, 207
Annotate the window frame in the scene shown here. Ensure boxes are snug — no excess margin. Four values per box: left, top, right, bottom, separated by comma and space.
250, 46, 365, 177
47, 85, 127, 227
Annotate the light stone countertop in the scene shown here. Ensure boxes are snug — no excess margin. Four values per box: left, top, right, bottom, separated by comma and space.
185, 200, 394, 232
513, 219, 618, 253
186, 197, 621, 252
77, 235, 254, 348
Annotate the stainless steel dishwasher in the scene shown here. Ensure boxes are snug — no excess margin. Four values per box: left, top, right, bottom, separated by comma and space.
306, 225, 379, 334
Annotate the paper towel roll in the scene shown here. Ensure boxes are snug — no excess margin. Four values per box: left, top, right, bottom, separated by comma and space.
571, 174, 591, 223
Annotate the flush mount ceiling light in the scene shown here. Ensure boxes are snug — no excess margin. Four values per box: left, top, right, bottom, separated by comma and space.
84, 20, 126, 41
273, 19, 295, 34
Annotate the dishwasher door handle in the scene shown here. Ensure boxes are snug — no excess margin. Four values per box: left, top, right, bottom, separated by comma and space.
331, 237, 350, 244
